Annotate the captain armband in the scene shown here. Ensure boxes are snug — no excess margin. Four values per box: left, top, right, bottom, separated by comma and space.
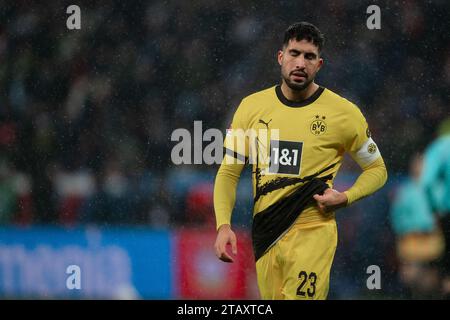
351, 137, 382, 168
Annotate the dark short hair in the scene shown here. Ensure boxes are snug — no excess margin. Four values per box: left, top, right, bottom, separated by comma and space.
283, 22, 325, 53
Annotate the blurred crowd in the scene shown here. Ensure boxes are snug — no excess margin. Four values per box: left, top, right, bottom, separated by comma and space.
0, 0, 449, 232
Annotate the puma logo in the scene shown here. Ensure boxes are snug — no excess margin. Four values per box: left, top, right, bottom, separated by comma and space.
258, 119, 272, 129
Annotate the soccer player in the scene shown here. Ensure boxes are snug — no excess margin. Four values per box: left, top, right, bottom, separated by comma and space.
213, 22, 388, 300
420, 117, 450, 297
390, 153, 444, 299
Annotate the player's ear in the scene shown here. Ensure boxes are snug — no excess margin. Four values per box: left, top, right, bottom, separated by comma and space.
317, 57, 324, 71
277, 50, 283, 66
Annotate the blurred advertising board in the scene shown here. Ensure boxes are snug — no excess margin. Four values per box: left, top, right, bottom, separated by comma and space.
174, 229, 258, 299
0, 227, 173, 299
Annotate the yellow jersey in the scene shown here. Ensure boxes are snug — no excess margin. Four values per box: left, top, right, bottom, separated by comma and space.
221, 85, 379, 225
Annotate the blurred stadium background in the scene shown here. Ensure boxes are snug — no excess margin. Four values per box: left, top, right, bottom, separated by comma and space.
0, 0, 449, 299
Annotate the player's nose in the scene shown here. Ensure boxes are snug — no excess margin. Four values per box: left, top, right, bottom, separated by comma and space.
295, 55, 307, 69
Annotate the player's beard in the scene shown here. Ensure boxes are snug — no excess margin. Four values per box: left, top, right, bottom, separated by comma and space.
282, 70, 315, 92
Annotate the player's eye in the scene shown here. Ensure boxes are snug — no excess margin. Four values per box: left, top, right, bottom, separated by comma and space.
305, 53, 316, 60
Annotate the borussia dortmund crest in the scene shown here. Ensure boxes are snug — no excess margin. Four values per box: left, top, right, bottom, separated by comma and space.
368, 143, 377, 154
310, 115, 327, 136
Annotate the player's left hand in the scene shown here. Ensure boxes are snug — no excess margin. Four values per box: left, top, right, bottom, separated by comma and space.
313, 188, 348, 213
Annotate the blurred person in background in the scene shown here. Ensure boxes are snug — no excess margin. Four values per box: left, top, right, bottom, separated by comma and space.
390, 153, 444, 299
420, 117, 450, 298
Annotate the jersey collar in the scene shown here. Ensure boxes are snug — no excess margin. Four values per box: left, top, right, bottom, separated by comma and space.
275, 85, 325, 108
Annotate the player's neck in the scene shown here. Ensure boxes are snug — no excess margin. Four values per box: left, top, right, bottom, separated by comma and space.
280, 82, 319, 102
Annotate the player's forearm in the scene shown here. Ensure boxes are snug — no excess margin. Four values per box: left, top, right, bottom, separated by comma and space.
213, 156, 245, 229
344, 157, 388, 205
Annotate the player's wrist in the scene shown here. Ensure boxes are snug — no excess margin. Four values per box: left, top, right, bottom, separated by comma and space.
343, 191, 352, 206
340, 191, 348, 206
217, 224, 231, 232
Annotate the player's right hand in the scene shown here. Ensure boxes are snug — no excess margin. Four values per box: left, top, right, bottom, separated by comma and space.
214, 224, 237, 263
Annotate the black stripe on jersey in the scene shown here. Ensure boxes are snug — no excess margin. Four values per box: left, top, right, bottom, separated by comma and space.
275, 85, 324, 108
252, 177, 330, 261
224, 147, 248, 163
253, 161, 338, 203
